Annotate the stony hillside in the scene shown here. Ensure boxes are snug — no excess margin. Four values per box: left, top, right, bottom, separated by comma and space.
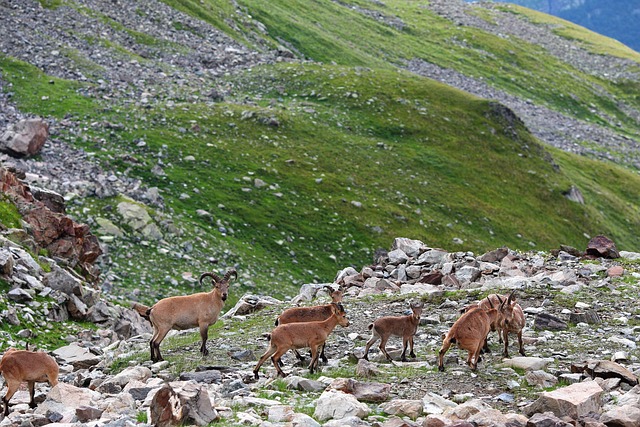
1, 0, 640, 425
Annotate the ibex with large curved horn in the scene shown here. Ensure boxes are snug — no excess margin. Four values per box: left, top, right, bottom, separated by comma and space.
133, 268, 237, 362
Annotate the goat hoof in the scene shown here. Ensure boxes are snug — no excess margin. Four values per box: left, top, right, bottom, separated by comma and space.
438, 366, 445, 372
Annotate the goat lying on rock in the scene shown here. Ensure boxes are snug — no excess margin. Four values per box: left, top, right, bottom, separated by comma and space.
363, 301, 424, 362
133, 268, 237, 362
275, 285, 344, 364
438, 298, 499, 371
254, 302, 349, 379
0, 348, 59, 416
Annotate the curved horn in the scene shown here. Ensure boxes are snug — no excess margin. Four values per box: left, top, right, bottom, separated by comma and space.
199, 272, 221, 286
507, 290, 516, 305
223, 268, 238, 282
486, 297, 494, 309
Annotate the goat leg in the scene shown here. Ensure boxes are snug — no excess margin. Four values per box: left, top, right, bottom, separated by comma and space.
320, 343, 328, 364
502, 329, 510, 358
28, 381, 36, 408
409, 336, 416, 359
379, 338, 393, 362
308, 345, 320, 374
400, 337, 409, 362
518, 331, 526, 356
199, 324, 209, 357
362, 335, 379, 361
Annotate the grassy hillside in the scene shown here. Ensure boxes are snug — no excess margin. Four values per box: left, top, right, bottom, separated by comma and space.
2, 54, 639, 304
160, 0, 640, 148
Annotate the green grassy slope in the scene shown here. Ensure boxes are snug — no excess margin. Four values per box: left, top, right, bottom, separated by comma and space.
2, 55, 639, 303
161, 0, 640, 153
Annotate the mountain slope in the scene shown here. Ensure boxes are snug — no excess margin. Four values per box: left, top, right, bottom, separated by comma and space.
0, 0, 639, 303
472, 0, 640, 53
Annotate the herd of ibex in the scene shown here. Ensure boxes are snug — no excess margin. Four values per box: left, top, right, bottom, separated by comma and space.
0, 267, 527, 415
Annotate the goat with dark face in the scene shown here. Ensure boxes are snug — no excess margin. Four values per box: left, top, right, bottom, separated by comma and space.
493, 292, 526, 358
133, 268, 237, 362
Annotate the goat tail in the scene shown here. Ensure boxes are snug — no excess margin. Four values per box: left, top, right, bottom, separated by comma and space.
274, 318, 280, 327
132, 302, 152, 321
367, 323, 373, 330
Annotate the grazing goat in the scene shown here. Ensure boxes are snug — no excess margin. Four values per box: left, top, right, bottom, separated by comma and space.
254, 302, 349, 379
463, 292, 526, 358
363, 301, 424, 362
133, 268, 237, 362
438, 298, 499, 371
0, 348, 59, 416
275, 285, 344, 364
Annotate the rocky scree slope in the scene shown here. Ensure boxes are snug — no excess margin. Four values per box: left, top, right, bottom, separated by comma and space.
414, 0, 640, 168
2, 234, 640, 426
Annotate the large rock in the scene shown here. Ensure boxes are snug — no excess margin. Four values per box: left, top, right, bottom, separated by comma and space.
571, 360, 638, 386
585, 235, 620, 259
52, 343, 101, 369
329, 378, 391, 402
314, 390, 370, 421
379, 399, 423, 420
523, 380, 603, 419
391, 238, 425, 258
149, 382, 218, 427
600, 405, 640, 427
0, 167, 101, 280
0, 118, 49, 157
35, 383, 101, 423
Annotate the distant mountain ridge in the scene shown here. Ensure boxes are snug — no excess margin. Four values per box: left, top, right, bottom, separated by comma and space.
470, 0, 640, 52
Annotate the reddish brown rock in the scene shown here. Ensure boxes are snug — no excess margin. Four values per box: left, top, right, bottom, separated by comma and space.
607, 265, 624, 277
585, 235, 619, 259
0, 166, 101, 281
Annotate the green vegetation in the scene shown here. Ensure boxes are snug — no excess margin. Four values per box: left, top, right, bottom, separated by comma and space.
0, 198, 22, 229
1, 0, 640, 304
1, 51, 640, 303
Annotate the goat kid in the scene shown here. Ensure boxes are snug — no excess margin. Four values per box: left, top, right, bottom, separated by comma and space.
254, 302, 349, 379
133, 268, 237, 362
492, 293, 526, 358
0, 348, 59, 416
275, 285, 343, 364
438, 299, 498, 371
363, 301, 424, 362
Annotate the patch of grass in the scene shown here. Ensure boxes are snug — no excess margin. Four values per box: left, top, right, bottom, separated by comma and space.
136, 412, 148, 423
0, 198, 22, 229
37, 0, 63, 8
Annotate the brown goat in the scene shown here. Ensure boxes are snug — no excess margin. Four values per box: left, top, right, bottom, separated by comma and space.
275, 285, 343, 364
133, 268, 237, 362
0, 348, 59, 415
363, 301, 424, 362
464, 292, 526, 357
254, 302, 349, 379
492, 293, 526, 358
438, 299, 499, 371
